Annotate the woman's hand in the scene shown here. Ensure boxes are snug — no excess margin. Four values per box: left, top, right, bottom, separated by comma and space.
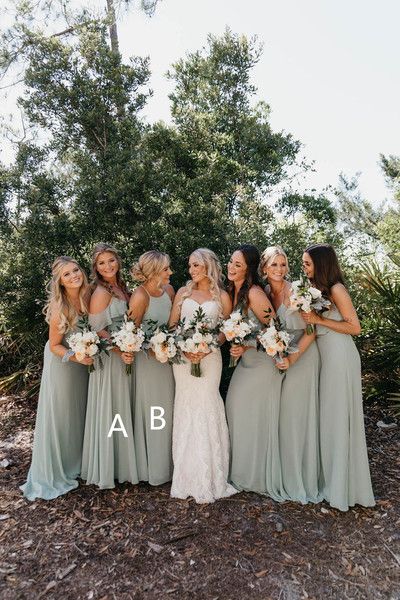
121, 351, 135, 365
275, 356, 290, 371
300, 310, 321, 325
184, 351, 210, 364
74, 355, 94, 366
229, 345, 248, 358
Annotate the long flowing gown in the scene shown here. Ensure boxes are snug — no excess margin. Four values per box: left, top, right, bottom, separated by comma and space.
277, 304, 321, 503
20, 323, 88, 501
132, 290, 174, 485
170, 298, 237, 503
316, 305, 375, 511
81, 298, 139, 489
226, 309, 285, 499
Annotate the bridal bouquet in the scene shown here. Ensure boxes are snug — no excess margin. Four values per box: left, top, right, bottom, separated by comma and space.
67, 323, 109, 373
145, 323, 181, 365
175, 306, 220, 377
257, 317, 297, 374
220, 310, 259, 368
111, 314, 145, 375
289, 277, 331, 334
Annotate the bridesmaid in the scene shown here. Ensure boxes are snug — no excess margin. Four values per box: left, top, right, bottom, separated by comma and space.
129, 251, 175, 485
21, 257, 91, 500
81, 243, 138, 489
225, 244, 285, 499
301, 243, 375, 511
261, 246, 321, 504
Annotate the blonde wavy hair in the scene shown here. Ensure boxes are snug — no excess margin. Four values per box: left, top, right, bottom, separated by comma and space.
180, 248, 224, 314
44, 256, 89, 333
259, 246, 290, 280
91, 242, 129, 297
131, 250, 170, 286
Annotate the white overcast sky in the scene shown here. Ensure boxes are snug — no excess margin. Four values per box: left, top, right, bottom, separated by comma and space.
1, 0, 399, 204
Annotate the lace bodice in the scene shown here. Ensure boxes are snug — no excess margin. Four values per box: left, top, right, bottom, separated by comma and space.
180, 298, 220, 328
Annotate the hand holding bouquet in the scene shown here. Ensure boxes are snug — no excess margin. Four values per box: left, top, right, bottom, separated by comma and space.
111, 314, 145, 375
175, 306, 220, 377
289, 277, 331, 334
220, 310, 259, 368
67, 324, 109, 373
146, 323, 181, 365
257, 317, 297, 374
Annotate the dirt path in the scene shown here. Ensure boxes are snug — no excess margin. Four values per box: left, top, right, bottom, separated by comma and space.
0, 396, 399, 600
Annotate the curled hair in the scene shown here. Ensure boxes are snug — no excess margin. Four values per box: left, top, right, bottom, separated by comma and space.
131, 250, 170, 285
44, 256, 89, 333
305, 243, 345, 296
227, 244, 262, 312
91, 242, 129, 297
180, 248, 224, 314
259, 246, 290, 279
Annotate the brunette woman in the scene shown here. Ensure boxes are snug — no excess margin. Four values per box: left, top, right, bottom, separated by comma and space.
302, 243, 374, 511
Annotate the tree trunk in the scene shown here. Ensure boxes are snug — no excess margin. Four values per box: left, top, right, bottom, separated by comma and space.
106, 0, 119, 53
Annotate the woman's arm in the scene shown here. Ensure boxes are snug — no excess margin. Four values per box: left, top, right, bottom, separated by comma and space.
168, 287, 186, 328
90, 286, 113, 340
128, 287, 149, 327
49, 312, 93, 366
301, 283, 361, 335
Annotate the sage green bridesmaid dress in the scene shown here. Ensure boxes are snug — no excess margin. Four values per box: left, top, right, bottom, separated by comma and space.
226, 309, 285, 500
20, 323, 88, 501
81, 298, 139, 489
277, 304, 321, 504
132, 289, 174, 485
316, 305, 375, 511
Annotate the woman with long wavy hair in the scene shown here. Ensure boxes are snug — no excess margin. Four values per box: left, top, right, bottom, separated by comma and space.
260, 246, 321, 504
21, 257, 92, 500
81, 243, 138, 489
225, 244, 285, 499
168, 248, 237, 503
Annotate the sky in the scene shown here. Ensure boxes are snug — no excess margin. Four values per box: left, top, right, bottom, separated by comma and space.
1, 0, 399, 205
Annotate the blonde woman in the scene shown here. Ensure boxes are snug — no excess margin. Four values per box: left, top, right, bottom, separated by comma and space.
260, 246, 321, 504
129, 251, 175, 485
21, 257, 92, 500
168, 248, 237, 503
81, 243, 138, 489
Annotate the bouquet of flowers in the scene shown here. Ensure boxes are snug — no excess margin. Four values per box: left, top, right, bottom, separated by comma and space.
220, 310, 259, 368
175, 306, 220, 377
289, 277, 331, 334
67, 321, 109, 373
111, 314, 145, 375
257, 317, 297, 374
145, 323, 181, 365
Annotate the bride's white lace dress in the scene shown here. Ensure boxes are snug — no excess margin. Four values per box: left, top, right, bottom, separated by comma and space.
171, 298, 238, 503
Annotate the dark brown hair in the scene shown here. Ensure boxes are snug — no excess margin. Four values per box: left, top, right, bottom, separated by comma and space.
227, 244, 262, 312
305, 243, 345, 296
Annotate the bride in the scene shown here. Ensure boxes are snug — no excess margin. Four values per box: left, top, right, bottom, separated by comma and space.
169, 248, 238, 503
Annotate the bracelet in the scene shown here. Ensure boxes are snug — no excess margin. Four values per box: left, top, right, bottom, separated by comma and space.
62, 349, 75, 363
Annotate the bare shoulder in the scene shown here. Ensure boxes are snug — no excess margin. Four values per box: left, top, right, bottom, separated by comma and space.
249, 285, 268, 301
330, 282, 351, 301
164, 283, 175, 301
90, 285, 111, 313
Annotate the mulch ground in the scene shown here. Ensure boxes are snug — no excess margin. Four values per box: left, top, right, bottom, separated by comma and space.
0, 395, 399, 600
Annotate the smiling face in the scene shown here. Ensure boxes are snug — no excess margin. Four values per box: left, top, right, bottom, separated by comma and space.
158, 262, 173, 286
302, 252, 315, 279
227, 250, 247, 284
188, 255, 208, 285
60, 262, 84, 290
96, 251, 119, 282
264, 253, 288, 283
